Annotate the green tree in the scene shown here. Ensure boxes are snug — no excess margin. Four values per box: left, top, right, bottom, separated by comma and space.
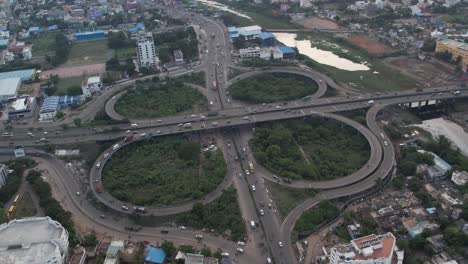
161, 241, 176, 256
73, 118, 82, 127
67, 85, 82, 96
82, 231, 98, 247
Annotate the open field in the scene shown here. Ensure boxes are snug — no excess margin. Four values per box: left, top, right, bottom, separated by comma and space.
40, 63, 106, 79
64, 40, 110, 67
296, 16, 339, 30
54, 76, 83, 95
114, 47, 136, 59
347, 35, 393, 55
384, 56, 453, 87
265, 182, 316, 220
12, 192, 37, 219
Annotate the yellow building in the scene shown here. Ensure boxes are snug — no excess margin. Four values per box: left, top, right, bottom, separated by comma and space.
436, 39, 468, 70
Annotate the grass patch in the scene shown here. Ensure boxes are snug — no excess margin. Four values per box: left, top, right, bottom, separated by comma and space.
30, 33, 60, 55
265, 181, 316, 219
175, 188, 246, 241
251, 118, 370, 180
176, 71, 206, 86
113, 47, 136, 59
220, 12, 254, 27
115, 79, 207, 118
11, 192, 37, 219
230, 72, 318, 103
64, 40, 109, 66
244, 10, 299, 29
102, 137, 226, 206
295, 200, 339, 234
53, 76, 83, 95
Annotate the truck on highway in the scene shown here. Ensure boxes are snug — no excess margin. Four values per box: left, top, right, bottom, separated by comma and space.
207, 111, 218, 117
248, 161, 255, 173
95, 183, 103, 193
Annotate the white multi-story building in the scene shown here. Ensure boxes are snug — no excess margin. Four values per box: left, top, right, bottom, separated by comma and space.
451, 171, 468, 186
136, 31, 159, 69
82, 76, 103, 97
0, 164, 8, 188
239, 47, 261, 59
239, 47, 284, 60
329, 233, 396, 264
0, 217, 69, 264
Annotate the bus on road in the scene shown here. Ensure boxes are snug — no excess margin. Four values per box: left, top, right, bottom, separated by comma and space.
248, 161, 254, 173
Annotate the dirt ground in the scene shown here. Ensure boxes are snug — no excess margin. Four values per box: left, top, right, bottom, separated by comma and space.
385, 56, 454, 86
347, 35, 393, 54
39, 63, 105, 79
297, 16, 340, 30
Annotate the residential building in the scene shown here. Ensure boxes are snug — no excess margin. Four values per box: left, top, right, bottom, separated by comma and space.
239, 47, 261, 59
403, 218, 440, 237
185, 253, 204, 264
436, 39, 468, 71
0, 217, 69, 264
0, 77, 21, 102
451, 171, 468, 186
431, 252, 458, 264
8, 96, 37, 119
82, 76, 103, 97
0, 164, 8, 188
104, 240, 124, 264
259, 47, 283, 60
137, 31, 159, 69
329, 232, 397, 264
145, 245, 166, 264
174, 49, 184, 64
426, 234, 446, 253
417, 150, 452, 180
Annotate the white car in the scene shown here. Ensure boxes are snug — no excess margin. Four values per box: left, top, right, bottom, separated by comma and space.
130, 123, 139, 127
96, 162, 101, 168
113, 144, 120, 150
251, 185, 256, 191
267, 258, 272, 264
259, 209, 265, 216
237, 241, 245, 246
104, 153, 109, 159
245, 170, 250, 175
140, 133, 146, 137
278, 241, 283, 248
126, 130, 131, 133
121, 205, 129, 211
156, 130, 161, 134
367, 100, 375, 104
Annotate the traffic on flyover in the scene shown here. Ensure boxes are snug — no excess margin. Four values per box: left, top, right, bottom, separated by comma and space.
1, 3, 467, 264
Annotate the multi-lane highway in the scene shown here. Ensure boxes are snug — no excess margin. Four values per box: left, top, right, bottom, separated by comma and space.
2, 3, 467, 264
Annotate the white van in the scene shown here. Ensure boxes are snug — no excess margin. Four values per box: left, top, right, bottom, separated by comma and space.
250, 221, 256, 229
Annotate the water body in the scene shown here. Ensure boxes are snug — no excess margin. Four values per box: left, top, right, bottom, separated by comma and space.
415, 117, 468, 157
198, 0, 252, 19
273, 32, 370, 71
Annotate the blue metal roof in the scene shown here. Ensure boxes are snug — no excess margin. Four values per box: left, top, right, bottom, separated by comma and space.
145, 246, 166, 264
0, 39, 8, 46
40, 95, 83, 113
278, 46, 295, 54
0, 69, 35, 81
74, 30, 105, 37
258, 32, 276, 40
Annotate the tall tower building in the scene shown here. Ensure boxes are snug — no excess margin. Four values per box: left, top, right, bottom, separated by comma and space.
136, 31, 159, 69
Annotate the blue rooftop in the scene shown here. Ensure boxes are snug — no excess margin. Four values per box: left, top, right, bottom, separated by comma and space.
145, 246, 166, 264
0, 69, 35, 81
258, 32, 276, 40
0, 39, 8, 46
28, 26, 41, 33
74, 30, 105, 36
228, 25, 262, 39
40, 95, 83, 113
278, 46, 295, 54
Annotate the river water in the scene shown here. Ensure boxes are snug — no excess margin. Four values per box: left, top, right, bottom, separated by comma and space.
415, 118, 468, 157
197, 0, 252, 19
273, 32, 370, 71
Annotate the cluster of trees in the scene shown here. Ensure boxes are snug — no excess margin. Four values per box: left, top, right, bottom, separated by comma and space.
0, 159, 37, 206
46, 34, 71, 66
154, 27, 199, 64
105, 57, 136, 76
435, 51, 464, 74
175, 188, 246, 241
26, 170, 78, 245
107, 31, 135, 49
397, 146, 435, 176
230, 73, 318, 103
175, 71, 206, 86
115, 79, 206, 118
251, 119, 370, 180
102, 138, 226, 206
295, 201, 339, 233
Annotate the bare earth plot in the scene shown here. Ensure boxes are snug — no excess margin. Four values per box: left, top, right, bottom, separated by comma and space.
385, 56, 453, 86
40, 63, 106, 79
297, 17, 340, 30
347, 35, 393, 55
